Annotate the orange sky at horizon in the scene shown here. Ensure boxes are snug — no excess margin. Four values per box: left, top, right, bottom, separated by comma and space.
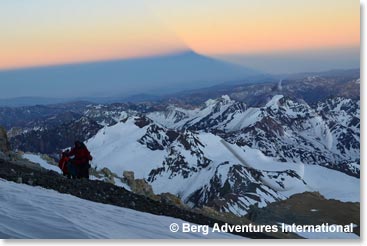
0, 0, 360, 70
150, 0, 359, 55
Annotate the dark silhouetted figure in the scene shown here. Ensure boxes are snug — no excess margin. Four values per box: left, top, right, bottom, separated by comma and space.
67, 141, 93, 179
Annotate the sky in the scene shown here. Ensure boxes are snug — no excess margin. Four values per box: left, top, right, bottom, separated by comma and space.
0, 0, 360, 72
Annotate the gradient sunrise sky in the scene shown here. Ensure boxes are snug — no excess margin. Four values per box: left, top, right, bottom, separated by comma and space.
0, 0, 360, 70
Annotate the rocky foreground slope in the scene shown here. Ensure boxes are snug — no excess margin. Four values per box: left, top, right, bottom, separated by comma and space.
0, 153, 360, 239
0, 156, 290, 239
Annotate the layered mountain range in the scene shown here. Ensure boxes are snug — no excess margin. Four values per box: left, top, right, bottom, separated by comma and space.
2, 72, 360, 216
148, 95, 359, 176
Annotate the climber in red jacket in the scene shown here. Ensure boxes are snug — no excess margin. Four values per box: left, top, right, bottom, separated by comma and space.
67, 141, 93, 179
58, 150, 70, 177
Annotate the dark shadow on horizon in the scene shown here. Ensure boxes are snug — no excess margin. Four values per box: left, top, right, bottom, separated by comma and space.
0, 50, 261, 100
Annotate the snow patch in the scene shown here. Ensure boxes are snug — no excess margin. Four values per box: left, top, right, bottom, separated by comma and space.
22, 153, 61, 174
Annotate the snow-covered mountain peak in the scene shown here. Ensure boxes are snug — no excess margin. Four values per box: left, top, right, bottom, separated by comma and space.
204, 95, 232, 107
265, 95, 284, 108
221, 94, 232, 101
147, 95, 247, 131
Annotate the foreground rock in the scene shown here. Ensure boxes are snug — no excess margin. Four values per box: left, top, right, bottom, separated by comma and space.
246, 192, 360, 236
123, 171, 158, 199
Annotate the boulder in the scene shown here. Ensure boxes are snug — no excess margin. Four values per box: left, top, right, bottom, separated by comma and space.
132, 179, 153, 196
160, 192, 185, 208
100, 167, 115, 184
123, 171, 135, 185
101, 167, 113, 177
123, 170, 159, 200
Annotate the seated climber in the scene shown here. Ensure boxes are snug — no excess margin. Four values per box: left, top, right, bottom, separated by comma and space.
58, 149, 71, 178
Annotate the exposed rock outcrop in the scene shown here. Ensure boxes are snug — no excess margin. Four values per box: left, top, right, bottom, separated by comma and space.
100, 167, 115, 184
0, 126, 10, 153
123, 171, 135, 183
123, 170, 158, 200
160, 192, 186, 209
